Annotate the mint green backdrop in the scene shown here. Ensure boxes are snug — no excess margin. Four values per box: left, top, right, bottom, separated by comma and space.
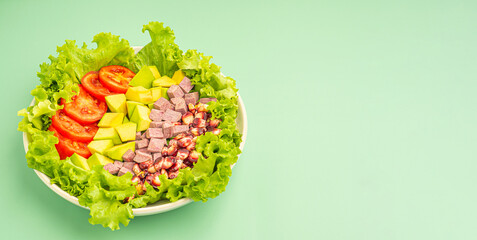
1, 0, 477, 239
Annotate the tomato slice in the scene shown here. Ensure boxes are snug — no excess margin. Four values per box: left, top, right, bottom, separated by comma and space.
62, 84, 107, 125
81, 71, 114, 101
51, 110, 98, 142
49, 125, 92, 159
99, 65, 135, 93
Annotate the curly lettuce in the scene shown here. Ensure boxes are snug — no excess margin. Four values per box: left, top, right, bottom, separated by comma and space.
18, 21, 241, 231
128, 22, 183, 77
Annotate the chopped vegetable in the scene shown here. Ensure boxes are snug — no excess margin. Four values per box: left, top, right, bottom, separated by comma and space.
81, 71, 114, 101
61, 85, 108, 124
99, 65, 136, 93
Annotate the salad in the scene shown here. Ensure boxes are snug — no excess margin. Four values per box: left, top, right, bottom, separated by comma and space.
17, 22, 241, 230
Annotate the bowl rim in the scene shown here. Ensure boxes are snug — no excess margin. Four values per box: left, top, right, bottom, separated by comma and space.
23, 46, 248, 215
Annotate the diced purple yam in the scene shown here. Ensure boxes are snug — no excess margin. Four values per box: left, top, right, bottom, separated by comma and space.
137, 148, 150, 154
175, 102, 187, 114
163, 128, 174, 139
122, 149, 136, 162
118, 167, 134, 177
104, 163, 120, 175
153, 153, 162, 162
179, 77, 194, 93
123, 162, 135, 170
163, 123, 175, 138
153, 97, 174, 110
147, 138, 166, 152
167, 85, 185, 99
136, 138, 149, 148
146, 128, 164, 138
171, 97, 185, 106
172, 125, 190, 136
149, 109, 165, 121
133, 150, 152, 163
162, 109, 182, 122
113, 161, 123, 169
150, 121, 164, 128
184, 92, 199, 106
199, 98, 217, 104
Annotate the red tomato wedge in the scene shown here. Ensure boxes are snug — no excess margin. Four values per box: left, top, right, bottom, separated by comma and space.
81, 71, 114, 101
49, 125, 92, 159
61, 84, 107, 125
99, 65, 135, 93
51, 110, 98, 142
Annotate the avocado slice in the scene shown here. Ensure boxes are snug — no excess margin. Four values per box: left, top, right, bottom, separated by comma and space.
129, 66, 161, 89
93, 127, 122, 145
148, 103, 154, 110
125, 86, 154, 104
150, 87, 162, 102
98, 113, 124, 128
87, 139, 114, 155
161, 87, 169, 100
105, 94, 127, 114
152, 76, 175, 88
115, 122, 137, 142
105, 142, 135, 161
171, 70, 186, 84
123, 116, 130, 124
70, 153, 91, 171
87, 153, 114, 168
130, 105, 151, 131
126, 101, 145, 118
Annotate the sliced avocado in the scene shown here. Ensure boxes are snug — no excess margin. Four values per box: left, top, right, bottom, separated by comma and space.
171, 70, 186, 84
98, 113, 124, 128
152, 76, 175, 88
148, 103, 154, 110
125, 86, 154, 104
149, 66, 161, 79
138, 91, 154, 104
105, 142, 135, 161
126, 101, 145, 118
150, 87, 162, 102
115, 122, 137, 142
87, 153, 114, 168
129, 66, 161, 89
87, 139, 114, 155
161, 87, 169, 100
123, 116, 129, 124
70, 153, 91, 171
105, 94, 127, 114
93, 127, 122, 145
130, 105, 151, 131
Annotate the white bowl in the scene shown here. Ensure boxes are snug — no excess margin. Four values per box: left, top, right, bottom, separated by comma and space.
23, 46, 247, 216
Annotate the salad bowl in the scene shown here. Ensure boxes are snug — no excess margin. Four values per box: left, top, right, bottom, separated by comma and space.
22, 46, 248, 216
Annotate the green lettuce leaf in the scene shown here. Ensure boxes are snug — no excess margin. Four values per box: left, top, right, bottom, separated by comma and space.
78, 166, 137, 230
129, 22, 183, 77
57, 33, 135, 81
178, 50, 238, 100
50, 158, 91, 196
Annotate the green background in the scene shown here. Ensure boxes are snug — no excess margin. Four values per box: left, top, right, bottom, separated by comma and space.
1, 0, 477, 239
